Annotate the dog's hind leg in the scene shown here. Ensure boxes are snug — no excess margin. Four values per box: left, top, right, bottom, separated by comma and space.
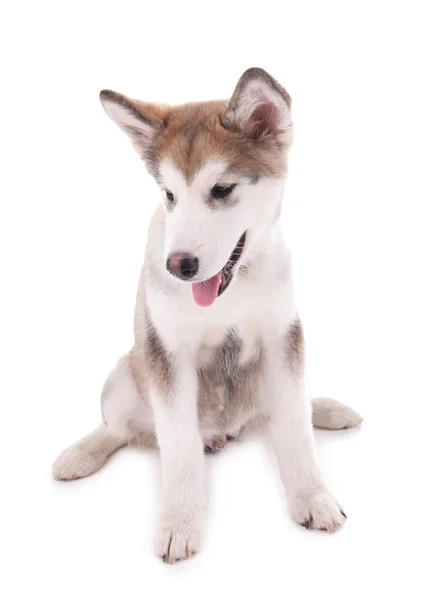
53, 353, 154, 480
52, 423, 125, 481
312, 397, 363, 430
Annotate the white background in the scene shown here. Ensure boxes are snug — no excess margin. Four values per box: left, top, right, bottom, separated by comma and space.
1, 1, 429, 598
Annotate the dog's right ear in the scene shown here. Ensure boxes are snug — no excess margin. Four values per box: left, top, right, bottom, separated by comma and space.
100, 90, 167, 170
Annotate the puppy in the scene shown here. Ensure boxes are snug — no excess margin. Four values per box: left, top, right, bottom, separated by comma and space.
53, 68, 362, 563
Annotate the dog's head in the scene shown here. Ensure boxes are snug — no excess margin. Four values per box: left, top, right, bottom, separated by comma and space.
100, 68, 293, 306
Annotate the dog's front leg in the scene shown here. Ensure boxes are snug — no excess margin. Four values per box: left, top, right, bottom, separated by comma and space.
150, 361, 205, 563
266, 318, 346, 532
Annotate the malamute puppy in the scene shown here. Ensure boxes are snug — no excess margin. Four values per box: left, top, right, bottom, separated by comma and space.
53, 68, 362, 563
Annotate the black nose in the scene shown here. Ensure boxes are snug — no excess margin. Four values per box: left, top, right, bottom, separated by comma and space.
166, 253, 199, 280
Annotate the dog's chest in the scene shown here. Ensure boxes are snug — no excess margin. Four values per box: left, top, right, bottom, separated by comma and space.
196, 324, 264, 435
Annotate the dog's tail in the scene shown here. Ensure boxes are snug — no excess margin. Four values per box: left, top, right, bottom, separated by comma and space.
311, 397, 363, 430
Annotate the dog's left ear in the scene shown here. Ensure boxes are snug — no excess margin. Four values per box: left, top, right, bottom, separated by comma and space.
222, 68, 293, 146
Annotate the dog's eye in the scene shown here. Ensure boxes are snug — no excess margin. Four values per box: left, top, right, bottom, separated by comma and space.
211, 184, 236, 199
165, 190, 174, 202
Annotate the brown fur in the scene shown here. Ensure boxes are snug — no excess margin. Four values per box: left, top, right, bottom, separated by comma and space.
197, 328, 264, 435
102, 95, 288, 183
101, 69, 292, 184
285, 316, 305, 373
99, 90, 169, 178
130, 316, 265, 433
130, 305, 174, 398
154, 101, 287, 182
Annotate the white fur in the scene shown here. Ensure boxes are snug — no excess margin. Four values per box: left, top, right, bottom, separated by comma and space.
52, 424, 124, 480
312, 397, 363, 430
146, 162, 351, 553
151, 368, 205, 561
160, 159, 284, 282
53, 95, 362, 561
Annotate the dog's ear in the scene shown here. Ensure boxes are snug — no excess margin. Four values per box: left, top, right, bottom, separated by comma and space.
100, 90, 168, 171
222, 68, 293, 146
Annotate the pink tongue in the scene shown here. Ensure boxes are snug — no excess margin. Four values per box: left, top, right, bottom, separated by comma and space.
192, 273, 222, 307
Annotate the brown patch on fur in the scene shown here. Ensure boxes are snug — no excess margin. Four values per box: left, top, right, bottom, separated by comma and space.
130, 303, 174, 398
286, 316, 305, 373
154, 101, 287, 182
197, 328, 264, 433
101, 69, 291, 183
145, 317, 173, 395
100, 90, 168, 128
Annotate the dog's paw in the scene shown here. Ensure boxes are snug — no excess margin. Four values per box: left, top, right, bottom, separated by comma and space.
204, 434, 227, 454
155, 513, 202, 564
291, 490, 346, 533
312, 397, 363, 430
52, 444, 106, 481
